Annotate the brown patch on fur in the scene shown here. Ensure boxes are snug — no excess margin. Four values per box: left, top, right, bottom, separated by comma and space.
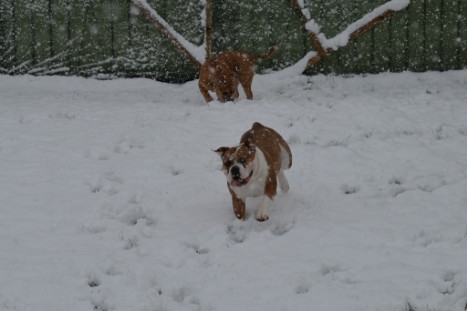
240, 122, 292, 174
228, 187, 246, 219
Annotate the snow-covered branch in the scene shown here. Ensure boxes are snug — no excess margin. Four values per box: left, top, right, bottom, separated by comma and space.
130, 0, 205, 69
290, 0, 326, 57
322, 0, 411, 50
291, 0, 412, 71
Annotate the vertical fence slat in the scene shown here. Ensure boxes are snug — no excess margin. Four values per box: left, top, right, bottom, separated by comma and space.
425, 0, 442, 70
353, 0, 375, 74
48, 0, 69, 73
237, 0, 269, 61
79, 0, 113, 75
212, 0, 240, 52
157, 0, 199, 81
262, 0, 288, 70
458, 0, 467, 68
0, 1, 7, 71
337, 1, 361, 74
303, 0, 322, 74
389, 6, 410, 71
13, 0, 32, 73
372, 8, 391, 72
127, 0, 157, 77
440, 0, 458, 70
113, 0, 131, 74
32, 0, 52, 71
47, 0, 54, 59
407, 0, 425, 71
316, 0, 342, 73
11, 0, 17, 68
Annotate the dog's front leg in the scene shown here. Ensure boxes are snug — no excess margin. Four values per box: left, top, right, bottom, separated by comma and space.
199, 82, 214, 103
255, 196, 271, 221
229, 188, 246, 220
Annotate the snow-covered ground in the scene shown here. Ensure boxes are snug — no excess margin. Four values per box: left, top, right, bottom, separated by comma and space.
1, 70, 467, 311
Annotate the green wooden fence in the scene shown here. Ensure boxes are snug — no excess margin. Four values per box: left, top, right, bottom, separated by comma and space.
0, 0, 466, 82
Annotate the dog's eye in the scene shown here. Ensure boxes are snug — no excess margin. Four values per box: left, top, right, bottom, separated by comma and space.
225, 160, 232, 167
238, 158, 246, 164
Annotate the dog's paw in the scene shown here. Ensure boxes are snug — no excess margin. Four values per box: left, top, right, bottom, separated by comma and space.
280, 182, 289, 193
278, 172, 289, 193
255, 213, 269, 222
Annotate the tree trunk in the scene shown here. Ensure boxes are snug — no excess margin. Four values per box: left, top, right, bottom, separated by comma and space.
205, 0, 212, 59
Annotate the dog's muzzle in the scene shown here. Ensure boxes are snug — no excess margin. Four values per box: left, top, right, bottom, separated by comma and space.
220, 92, 235, 102
230, 166, 252, 187
230, 165, 241, 180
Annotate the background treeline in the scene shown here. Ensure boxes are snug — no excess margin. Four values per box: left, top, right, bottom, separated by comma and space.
0, 0, 466, 82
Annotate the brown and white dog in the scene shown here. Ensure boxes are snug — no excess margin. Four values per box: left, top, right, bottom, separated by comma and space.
199, 45, 277, 103
215, 122, 292, 221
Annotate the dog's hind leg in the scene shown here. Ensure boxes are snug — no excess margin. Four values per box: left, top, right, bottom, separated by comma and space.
241, 83, 253, 100
239, 70, 254, 100
278, 170, 289, 193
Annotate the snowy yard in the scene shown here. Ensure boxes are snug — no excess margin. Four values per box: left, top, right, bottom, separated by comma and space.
1, 70, 467, 311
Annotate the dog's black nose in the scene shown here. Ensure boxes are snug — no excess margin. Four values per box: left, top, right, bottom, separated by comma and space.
230, 166, 241, 179
222, 93, 234, 102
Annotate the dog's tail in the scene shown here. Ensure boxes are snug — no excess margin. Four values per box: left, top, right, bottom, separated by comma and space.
249, 44, 277, 62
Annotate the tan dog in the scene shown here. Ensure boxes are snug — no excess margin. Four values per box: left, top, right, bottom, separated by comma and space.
215, 122, 292, 221
199, 45, 277, 103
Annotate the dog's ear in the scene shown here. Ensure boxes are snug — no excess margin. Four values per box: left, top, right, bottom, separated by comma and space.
213, 147, 229, 158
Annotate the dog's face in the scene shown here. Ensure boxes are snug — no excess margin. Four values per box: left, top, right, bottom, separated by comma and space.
215, 144, 256, 187
215, 81, 239, 103
212, 68, 239, 103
